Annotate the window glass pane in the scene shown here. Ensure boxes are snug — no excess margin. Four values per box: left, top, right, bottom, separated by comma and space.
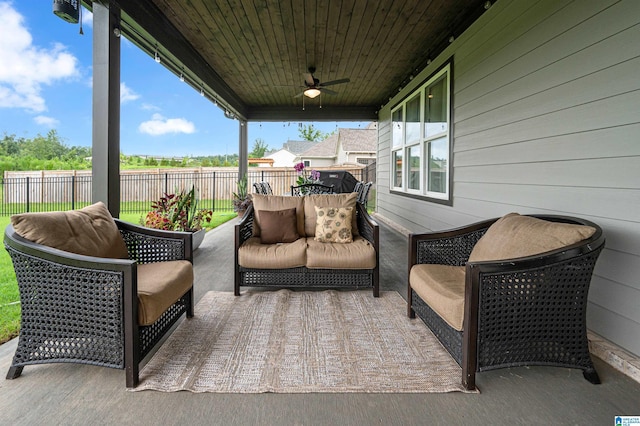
408, 145, 420, 190
405, 95, 420, 145
392, 108, 403, 147
393, 150, 403, 188
424, 75, 448, 138
427, 137, 448, 193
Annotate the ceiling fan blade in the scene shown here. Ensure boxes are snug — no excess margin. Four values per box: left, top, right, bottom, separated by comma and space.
294, 91, 305, 98
320, 78, 350, 87
320, 88, 337, 95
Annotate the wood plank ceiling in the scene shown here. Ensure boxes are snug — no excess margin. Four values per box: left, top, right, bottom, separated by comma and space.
111, 0, 491, 121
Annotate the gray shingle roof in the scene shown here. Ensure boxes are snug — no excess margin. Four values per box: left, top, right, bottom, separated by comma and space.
339, 128, 376, 152
301, 133, 339, 157
282, 140, 318, 155
300, 128, 376, 158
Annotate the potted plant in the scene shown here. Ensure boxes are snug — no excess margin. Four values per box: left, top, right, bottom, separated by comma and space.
293, 162, 322, 194
143, 185, 213, 250
232, 174, 252, 216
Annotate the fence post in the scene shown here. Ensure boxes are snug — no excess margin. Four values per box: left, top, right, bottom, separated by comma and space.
71, 175, 76, 210
25, 177, 30, 213
212, 171, 216, 212
164, 173, 168, 195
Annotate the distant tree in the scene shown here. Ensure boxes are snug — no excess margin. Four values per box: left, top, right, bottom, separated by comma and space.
0, 134, 21, 156
0, 130, 92, 175
298, 124, 328, 142
21, 130, 68, 160
249, 138, 269, 158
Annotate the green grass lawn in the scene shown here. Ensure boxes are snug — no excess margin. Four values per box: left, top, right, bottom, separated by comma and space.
0, 211, 237, 345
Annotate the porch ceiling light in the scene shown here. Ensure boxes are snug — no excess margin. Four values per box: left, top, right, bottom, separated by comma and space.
304, 88, 321, 99
53, 0, 79, 23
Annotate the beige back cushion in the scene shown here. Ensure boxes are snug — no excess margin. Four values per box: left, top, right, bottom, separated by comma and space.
468, 213, 596, 263
11, 202, 129, 259
304, 192, 359, 237
251, 194, 305, 237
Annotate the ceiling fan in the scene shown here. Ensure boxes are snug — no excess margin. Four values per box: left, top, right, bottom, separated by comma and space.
295, 67, 350, 99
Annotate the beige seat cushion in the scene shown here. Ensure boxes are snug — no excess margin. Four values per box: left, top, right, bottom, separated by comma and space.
10, 202, 129, 259
137, 260, 193, 326
304, 192, 359, 237
306, 236, 376, 269
410, 264, 466, 331
469, 213, 596, 262
251, 194, 305, 238
238, 237, 307, 269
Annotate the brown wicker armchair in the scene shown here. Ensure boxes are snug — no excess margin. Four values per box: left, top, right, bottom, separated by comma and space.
408, 214, 605, 390
4, 204, 194, 388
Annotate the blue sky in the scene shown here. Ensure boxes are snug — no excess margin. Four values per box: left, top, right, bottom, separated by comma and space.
0, 2, 369, 157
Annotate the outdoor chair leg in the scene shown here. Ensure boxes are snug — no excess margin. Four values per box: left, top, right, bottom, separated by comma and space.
187, 288, 195, 318
6, 365, 23, 379
408, 305, 416, 318
583, 368, 601, 384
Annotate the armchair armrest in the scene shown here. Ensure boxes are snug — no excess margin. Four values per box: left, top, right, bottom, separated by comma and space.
235, 204, 255, 248
115, 219, 193, 264
356, 203, 378, 248
408, 218, 496, 268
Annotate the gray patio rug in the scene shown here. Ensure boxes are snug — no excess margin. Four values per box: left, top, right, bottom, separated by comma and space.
133, 289, 477, 393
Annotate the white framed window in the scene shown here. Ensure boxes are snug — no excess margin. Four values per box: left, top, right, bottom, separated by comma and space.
390, 60, 451, 203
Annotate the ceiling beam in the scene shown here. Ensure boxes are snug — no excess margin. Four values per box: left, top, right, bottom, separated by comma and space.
246, 106, 378, 122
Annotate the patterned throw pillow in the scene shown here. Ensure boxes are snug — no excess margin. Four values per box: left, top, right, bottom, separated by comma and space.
313, 206, 353, 243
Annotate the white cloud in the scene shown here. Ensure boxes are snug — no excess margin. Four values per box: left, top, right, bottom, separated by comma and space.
0, 2, 79, 113
141, 103, 161, 111
139, 113, 196, 136
34, 115, 59, 127
120, 82, 139, 103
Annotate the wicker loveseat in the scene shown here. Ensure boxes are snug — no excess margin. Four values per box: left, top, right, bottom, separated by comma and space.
4, 202, 194, 388
408, 213, 605, 390
235, 192, 379, 296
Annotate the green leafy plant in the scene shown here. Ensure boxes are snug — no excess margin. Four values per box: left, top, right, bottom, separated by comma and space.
232, 174, 252, 212
144, 185, 213, 231
294, 162, 321, 186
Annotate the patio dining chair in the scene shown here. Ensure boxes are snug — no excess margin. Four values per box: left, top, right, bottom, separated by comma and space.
353, 181, 363, 197
260, 182, 273, 195
253, 182, 274, 195
357, 182, 373, 206
253, 182, 265, 194
290, 183, 334, 196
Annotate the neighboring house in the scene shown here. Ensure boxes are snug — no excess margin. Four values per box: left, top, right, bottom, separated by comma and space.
264, 140, 318, 167
298, 125, 376, 168
376, 0, 640, 357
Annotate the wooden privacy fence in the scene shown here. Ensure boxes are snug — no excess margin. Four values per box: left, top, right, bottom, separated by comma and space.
1, 166, 369, 216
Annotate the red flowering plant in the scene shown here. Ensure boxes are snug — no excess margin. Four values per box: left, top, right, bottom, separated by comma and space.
144, 185, 213, 232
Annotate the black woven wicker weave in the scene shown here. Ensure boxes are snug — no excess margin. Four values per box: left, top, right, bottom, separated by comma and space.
235, 202, 379, 296
290, 183, 334, 196
4, 219, 194, 388
408, 215, 605, 390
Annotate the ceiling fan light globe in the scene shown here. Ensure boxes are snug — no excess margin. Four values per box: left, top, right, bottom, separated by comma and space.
304, 88, 321, 98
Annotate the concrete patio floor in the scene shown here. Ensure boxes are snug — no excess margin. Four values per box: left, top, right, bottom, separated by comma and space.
1, 216, 639, 425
